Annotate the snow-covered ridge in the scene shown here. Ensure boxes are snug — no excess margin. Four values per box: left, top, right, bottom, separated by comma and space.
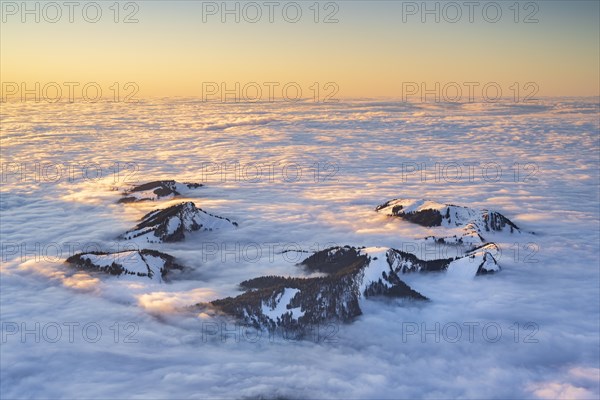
208, 244, 500, 332
383, 242, 500, 275
376, 198, 523, 245
364, 244, 500, 277
65, 249, 184, 282
208, 246, 427, 332
118, 180, 202, 203
122, 201, 237, 243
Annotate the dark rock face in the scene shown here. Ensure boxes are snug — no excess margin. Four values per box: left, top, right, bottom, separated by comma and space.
481, 211, 520, 233
66, 249, 184, 282
386, 249, 453, 273
118, 180, 202, 203
208, 246, 428, 333
121, 201, 237, 243
375, 201, 444, 227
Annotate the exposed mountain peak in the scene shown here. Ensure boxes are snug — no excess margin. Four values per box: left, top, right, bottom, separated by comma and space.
118, 180, 203, 203
303, 245, 500, 277
208, 246, 428, 333
298, 245, 368, 275
465, 243, 501, 275
376, 198, 523, 245
65, 249, 184, 282
121, 201, 237, 243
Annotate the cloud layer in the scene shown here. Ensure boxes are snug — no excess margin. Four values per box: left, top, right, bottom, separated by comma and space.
1, 99, 599, 399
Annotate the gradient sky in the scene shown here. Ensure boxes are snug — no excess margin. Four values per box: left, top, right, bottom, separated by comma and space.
1, 0, 599, 99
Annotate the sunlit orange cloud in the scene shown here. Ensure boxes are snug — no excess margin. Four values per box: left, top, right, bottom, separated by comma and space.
137, 289, 217, 315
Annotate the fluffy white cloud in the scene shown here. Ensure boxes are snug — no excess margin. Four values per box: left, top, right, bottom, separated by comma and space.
1, 99, 599, 398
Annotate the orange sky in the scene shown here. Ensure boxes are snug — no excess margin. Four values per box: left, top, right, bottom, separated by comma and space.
1, 1, 598, 99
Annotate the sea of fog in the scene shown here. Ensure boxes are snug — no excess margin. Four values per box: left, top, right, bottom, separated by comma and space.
1, 99, 599, 399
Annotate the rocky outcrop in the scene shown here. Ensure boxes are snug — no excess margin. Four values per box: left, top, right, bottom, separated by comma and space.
118, 180, 202, 203
121, 201, 237, 243
208, 246, 428, 332
66, 249, 184, 282
386, 243, 500, 275
376, 198, 523, 246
